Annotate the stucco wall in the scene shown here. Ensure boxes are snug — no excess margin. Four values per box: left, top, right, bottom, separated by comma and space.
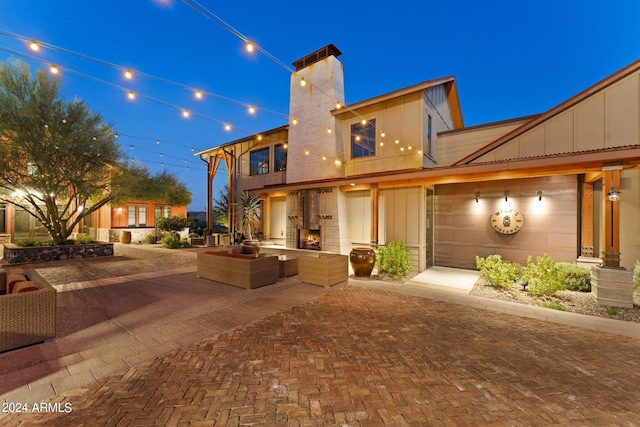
435, 175, 579, 269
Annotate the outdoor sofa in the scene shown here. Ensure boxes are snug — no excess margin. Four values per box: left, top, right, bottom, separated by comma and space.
196, 251, 279, 289
0, 268, 57, 353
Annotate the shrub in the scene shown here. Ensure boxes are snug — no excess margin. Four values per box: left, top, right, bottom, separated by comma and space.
145, 233, 157, 244
475, 254, 522, 290
377, 241, 412, 280
180, 238, 191, 248
557, 262, 591, 292
14, 237, 41, 247
156, 215, 190, 234
161, 233, 182, 249
634, 260, 640, 290
523, 254, 565, 296
75, 235, 97, 244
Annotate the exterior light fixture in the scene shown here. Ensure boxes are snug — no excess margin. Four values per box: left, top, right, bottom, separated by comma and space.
475, 192, 480, 203
30, 41, 39, 51
182, 110, 190, 118
246, 42, 254, 53
300, 78, 306, 87
224, 124, 231, 131
504, 191, 510, 202
292, 118, 298, 125
327, 128, 332, 134
361, 119, 367, 125
127, 91, 135, 100
537, 189, 543, 201
608, 187, 621, 201
248, 106, 256, 114
395, 139, 399, 144
335, 101, 341, 109
50, 65, 59, 75
195, 90, 203, 99
380, 131, 386, 137
124, 70, 133, 79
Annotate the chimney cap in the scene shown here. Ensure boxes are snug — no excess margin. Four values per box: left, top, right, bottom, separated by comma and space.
292, 44, 342, 71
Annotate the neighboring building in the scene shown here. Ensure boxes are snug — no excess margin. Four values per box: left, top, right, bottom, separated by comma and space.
198, 45, 640, 273
0, 200, 187, 244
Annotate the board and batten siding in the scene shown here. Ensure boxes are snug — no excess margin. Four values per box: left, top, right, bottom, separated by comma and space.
437, 118, 533, 167
472, 72, 640, 163
379, 186, 424, 274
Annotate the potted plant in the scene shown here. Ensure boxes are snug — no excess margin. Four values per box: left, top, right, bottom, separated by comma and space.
239, 191, 263, 255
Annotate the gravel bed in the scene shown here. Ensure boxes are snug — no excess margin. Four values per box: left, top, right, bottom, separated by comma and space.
470, 277, 640, 323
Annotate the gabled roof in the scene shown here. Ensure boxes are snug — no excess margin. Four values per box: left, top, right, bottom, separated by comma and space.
454, 58, 640, 166
333, 76, 464, 129
194, 125, 289, 158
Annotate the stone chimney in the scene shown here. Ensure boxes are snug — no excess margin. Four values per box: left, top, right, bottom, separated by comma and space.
286, 45, 345, 183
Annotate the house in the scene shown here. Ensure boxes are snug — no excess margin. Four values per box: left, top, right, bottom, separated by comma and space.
197, 45, 640, 273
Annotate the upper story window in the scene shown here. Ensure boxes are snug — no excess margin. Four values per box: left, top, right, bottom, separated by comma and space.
250, 147, 270, 176
351, 119, 376, 159
426, 114, 433, 156
274, 143, 287, 172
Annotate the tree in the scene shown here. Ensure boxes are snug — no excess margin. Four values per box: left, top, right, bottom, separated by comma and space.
0, 60, 191, 244
238, 191, 262, 241
211, 185, 229, 228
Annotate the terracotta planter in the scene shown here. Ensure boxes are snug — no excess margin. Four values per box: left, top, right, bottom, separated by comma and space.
350, 247, 376, 277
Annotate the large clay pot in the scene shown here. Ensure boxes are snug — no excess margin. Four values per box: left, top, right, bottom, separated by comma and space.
350, 247, 376, 277
241, 239, 261, 255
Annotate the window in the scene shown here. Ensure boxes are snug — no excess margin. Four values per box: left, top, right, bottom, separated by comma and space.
164, 207, 171, 218
154, 206, 162, 221
0, 203, 5, 234
127, 206, 136, 227
426, 114, 433, 156
250, 147, 270, 176
351, 119, 376, 159
274, 143, 287, 172
138, 206, 147, 227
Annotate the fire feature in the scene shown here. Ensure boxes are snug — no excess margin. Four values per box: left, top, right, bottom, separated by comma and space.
300, 229, 321, 250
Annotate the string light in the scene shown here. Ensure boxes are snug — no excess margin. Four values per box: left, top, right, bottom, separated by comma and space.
224, 124, 231, 131
194, 90, 203, 99
182, 110, 190, 118
245, 42, 254, 53
124, 70, 133, 79
49, 64, 59, 75
248, 106, 256, 114
29, 40, 38, 51
300, 77, 306, 87
127, 91, 135, 100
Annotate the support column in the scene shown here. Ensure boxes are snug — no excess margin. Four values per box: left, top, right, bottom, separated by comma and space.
206, 155, 222, 233
370, 185, 379, 248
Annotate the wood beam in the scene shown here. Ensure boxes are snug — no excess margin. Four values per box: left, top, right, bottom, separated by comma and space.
602, 170, 621, 267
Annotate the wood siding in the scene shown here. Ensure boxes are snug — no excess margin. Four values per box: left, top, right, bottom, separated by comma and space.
472, 72, 640, 163
434, 176, 578, 269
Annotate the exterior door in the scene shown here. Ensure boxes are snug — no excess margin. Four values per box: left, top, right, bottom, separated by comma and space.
426, 188, 434, 268
13, 207, 49, 241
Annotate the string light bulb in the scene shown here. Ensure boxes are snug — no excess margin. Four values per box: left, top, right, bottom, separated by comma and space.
182, 110, 190, 118
248, 106, 256, 114
195, 90, 203, 99
50, 65, 59, 75
335, 101, 341, 109
245, 41, 254, 53
124, 70, 133, 79
224, 124, 231, 131
30, 40, 39, 51
127, 91, 135, 100
292, 118, 298, 125
361, 119, 367, 125
380, 131, 386, 137
327, 128, 332, 134
300, 77, 306, 87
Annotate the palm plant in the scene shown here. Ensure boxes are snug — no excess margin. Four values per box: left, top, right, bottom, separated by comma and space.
239, 191, 262, 240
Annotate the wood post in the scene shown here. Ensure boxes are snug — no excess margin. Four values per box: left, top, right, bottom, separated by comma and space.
602, 169, 621, 267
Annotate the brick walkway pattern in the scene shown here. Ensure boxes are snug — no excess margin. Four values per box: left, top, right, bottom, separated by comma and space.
4, 285, 640, 426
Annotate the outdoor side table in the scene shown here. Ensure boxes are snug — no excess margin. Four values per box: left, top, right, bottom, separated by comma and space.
278, 255, 298, 277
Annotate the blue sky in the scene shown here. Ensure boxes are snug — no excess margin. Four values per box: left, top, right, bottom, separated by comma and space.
1, 1, 639, 210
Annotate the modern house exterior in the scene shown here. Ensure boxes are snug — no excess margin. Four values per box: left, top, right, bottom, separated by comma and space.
198, 45, 640, 273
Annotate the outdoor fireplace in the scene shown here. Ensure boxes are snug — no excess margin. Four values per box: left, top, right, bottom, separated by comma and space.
300, 229, 321, 250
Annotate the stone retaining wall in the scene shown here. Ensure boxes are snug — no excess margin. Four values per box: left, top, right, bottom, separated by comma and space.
3, 243, 114, 264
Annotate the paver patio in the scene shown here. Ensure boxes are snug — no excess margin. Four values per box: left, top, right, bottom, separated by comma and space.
2, 244, 640, 425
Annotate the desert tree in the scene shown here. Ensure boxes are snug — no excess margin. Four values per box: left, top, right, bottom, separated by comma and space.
0, 60, 190, 244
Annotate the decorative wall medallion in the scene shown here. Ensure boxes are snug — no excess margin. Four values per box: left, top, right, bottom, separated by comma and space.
490, 208, 524, 234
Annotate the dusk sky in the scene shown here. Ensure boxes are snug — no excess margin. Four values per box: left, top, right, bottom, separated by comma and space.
1, 1, 638, 210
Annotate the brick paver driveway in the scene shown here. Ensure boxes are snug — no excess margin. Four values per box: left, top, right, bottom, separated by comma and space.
3, 284, 640, 426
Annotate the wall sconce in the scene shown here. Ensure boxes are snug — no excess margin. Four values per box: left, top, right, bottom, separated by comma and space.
475, 192, 480, 203
537, 189, 543, 201
607, 187, 621, 201
504, 191, 510, 202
